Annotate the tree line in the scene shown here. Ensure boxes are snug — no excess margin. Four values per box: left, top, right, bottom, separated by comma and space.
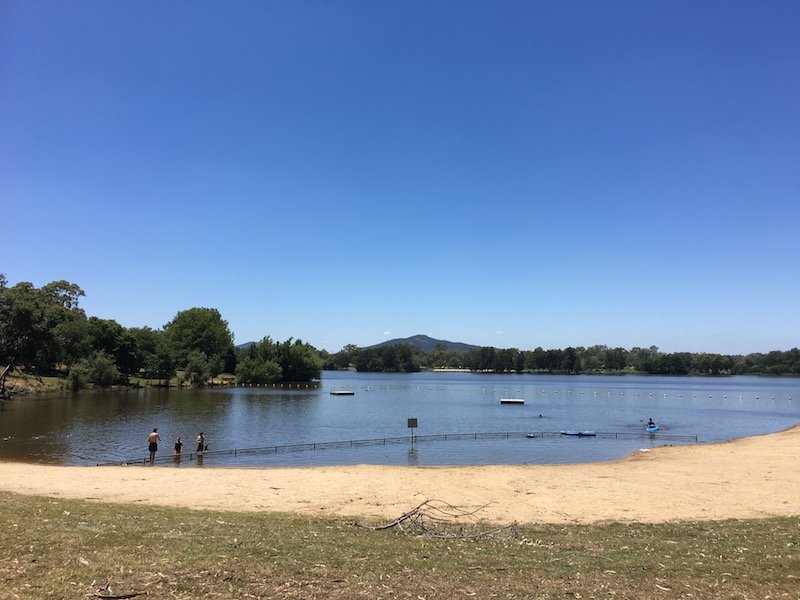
0, 276, 323, 394
324, 342, 800, 376
3, 276, 797, 395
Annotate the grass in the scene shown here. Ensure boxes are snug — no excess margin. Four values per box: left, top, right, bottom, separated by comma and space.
4, 372, 178, 395
3, 372, 64, 394
0, 491, 797, 599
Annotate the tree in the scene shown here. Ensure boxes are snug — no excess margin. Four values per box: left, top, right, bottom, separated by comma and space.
85, 351, 123, 387
464, 346, 497, 371
493, 348, 515, 372
526, 347, 547, 372
184, 350, 211, 386
127, 326, 175, 384
544, 349, 564, 372
561, 347, 579, 373
163, 308, 234, 376
513, 349, 526, 373
66, 351, 123, 390
235, 355, 282, 384
324, 344, 359, 370
234, 336, 322, 382
86, 317, 137, 375
280, 339, 324, 381
40, 280, 85, 310
65, 361, 90, 391
349, 344, 420, 373
53, 318, 92, 367
0, 275, 12, 393
605, 347, 628, 371
0, 279, 86, 377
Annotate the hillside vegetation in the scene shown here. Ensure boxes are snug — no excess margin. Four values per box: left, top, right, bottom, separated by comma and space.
325, 335, 800, 376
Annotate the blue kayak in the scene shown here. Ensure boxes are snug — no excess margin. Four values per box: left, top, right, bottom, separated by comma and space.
646, 424, 660, 433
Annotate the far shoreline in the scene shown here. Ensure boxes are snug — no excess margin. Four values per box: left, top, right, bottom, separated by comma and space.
4, 369, 799, 398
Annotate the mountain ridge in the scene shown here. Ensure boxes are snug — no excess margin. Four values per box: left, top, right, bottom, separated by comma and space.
367, 334, 478, 353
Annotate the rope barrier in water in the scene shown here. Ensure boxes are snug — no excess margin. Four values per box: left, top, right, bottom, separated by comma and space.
96, 430, 699, 466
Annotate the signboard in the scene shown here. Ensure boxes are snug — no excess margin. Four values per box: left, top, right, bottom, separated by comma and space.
407, 417, 418, 446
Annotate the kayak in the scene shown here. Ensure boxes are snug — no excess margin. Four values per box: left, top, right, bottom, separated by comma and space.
646, 424, 660, 433
560, 430, 596, 437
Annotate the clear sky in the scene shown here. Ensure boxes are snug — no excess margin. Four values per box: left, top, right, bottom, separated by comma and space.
2, 1, 798, 355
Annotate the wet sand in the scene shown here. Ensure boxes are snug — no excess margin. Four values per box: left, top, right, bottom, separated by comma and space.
1, 426, 798, 524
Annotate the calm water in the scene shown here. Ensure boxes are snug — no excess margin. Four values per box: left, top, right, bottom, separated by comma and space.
0, 371, 798, 467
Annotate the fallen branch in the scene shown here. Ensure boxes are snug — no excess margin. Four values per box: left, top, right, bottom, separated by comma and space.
355, 499, 517, 540
361, 500, 431, 530
91, 592, 147, 599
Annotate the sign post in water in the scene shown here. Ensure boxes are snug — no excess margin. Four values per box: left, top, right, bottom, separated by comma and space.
407, 417, 418, 445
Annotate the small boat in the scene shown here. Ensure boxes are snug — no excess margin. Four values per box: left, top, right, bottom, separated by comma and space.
330, 390, 355, 396
500, 398, 524, 405
560, 430, 596, 437
646, 424, 660, 433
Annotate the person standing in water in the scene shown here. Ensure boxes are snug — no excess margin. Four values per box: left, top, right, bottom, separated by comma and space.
148, 428, 161, 465
196, 432, 205, 453
174, 437, 183, 455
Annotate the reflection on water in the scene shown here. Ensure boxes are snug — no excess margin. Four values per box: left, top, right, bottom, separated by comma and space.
407, 445, 418, 466
0, 372, 797, 467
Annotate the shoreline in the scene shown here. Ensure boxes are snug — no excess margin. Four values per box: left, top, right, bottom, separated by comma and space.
1, 425, 798, 524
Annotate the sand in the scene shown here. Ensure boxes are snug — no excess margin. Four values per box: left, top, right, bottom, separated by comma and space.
1, 426, 798, 524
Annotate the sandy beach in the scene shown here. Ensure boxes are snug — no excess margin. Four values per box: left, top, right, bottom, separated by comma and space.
1, 426, 798, 524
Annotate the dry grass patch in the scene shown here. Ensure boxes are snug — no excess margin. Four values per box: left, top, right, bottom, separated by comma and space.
0, 490, 797, 599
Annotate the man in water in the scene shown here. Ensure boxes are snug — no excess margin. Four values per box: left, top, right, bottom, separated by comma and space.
196, 432, 205, 453
148, 428, 161, 465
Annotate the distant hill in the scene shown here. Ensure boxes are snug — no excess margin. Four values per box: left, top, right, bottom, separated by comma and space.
368, 334, 478, 353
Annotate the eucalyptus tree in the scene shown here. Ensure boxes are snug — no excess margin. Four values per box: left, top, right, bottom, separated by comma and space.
323, 343, 359, 370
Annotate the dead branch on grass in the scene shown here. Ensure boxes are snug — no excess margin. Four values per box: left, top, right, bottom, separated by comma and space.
355, 499, 518, 540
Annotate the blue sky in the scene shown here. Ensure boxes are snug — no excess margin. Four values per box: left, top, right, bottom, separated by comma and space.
2, 1, 798, 354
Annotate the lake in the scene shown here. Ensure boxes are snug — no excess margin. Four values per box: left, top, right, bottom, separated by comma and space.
1, 371, 798, 467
